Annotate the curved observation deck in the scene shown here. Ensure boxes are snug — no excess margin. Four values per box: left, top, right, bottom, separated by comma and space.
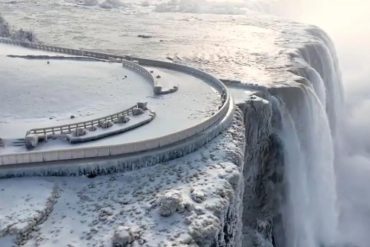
0, 38, 234, 177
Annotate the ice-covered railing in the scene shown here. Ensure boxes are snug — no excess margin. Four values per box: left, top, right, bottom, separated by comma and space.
0, 37, 176, 95
120, 59, 157, 93
24, 103, 155, 149
132, 58, 227, 104
26, 105, 138, 136
0, 37, 124, 59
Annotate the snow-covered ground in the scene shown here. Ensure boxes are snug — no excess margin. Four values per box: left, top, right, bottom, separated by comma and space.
0, 109, 245, 246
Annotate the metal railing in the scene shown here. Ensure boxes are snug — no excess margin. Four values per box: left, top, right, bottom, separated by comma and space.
0, 38, 180, 95
0, 37, 126, 60
26, 105, 138, 136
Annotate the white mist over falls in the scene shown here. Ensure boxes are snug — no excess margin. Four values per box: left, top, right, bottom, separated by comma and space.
0, 0, 369, 247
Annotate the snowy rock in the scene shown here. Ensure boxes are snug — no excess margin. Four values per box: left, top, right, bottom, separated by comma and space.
112, 226, 133, 247
225, 170, 240, 190
158, 191, 184, 217
188, 215, 221, 246
190, 188, 206, 203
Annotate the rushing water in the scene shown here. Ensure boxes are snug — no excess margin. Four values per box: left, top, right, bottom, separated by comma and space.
269, 30, 343, 246
276, 86, 339, 247
249, 1, 370, 246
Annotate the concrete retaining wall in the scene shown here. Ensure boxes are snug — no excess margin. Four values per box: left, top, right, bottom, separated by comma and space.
0, 38, 234, 176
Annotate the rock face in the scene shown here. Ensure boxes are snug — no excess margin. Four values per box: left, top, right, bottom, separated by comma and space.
238, 94, 285, 247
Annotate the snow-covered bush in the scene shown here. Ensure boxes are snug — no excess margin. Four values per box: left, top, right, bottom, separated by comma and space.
158, 190, 184, 217
0, 14, 37, 42
11, 28, 37, 42
0, 14, 10, 37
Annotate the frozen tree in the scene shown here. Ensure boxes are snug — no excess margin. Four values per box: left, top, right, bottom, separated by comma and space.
0, 14, 11, 37
0, 13, 37, 42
